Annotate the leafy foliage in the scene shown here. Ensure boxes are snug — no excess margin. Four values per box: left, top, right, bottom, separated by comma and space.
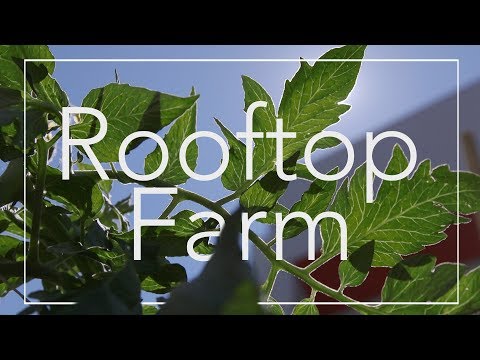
0, 44, 479, 316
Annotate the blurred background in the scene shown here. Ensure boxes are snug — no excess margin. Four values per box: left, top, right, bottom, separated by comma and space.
1, 45, 479, 314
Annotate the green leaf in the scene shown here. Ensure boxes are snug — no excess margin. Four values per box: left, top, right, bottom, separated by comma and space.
257, 204, 289, 224
90, 240, 128, 272
115, 210, 211, 257
0, 158, 24, 207
280, 167, 337, 239
240, 153, 298, 213
215, 118, 247, 191
0, 235, 24, 297
0, 45, 55, 90
379, 255, 480, 315
77, 162, 113, 194
234, 46, 364, 195
0, 88, 22, 109
98, 195, 132, 232
296, 163, 318, 181
278, 46, 366, 159
221, 281, 263, 315
142, 305, 158, 315
241, 75, 277, 176
144, 88, 198, 185
159, 210, 261, 314
433, 266, 480, 314
0, 46, 68, 120
43, 165, 104, 219
292, 298, 319, 315
264, 296, 284, 315
382, 255, 461, 304
27, 72, 69, 115
431, 165, 480, 214
70, 83, 198, 163
0, 46, 67, 161
0, 209, 25, 236
0, 234, 23, 259
320, 145, 480, 271
339, 240, 375, 290
1, 107, 48, 161
76, 163, 131, 232
83, 220, 111, 249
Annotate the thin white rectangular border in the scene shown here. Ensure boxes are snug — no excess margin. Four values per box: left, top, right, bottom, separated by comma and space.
23, 58, 460, 307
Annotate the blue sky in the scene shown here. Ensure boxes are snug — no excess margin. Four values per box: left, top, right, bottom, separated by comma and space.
1, 45, 480, 314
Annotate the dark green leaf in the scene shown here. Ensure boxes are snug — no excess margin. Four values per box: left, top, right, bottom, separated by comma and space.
43, 165, 104, 219
0, 235, 24, 297
42, 261, 142, 315
0, 158, 24, 207
0, 107, 48, 161
83, 220, 111, 249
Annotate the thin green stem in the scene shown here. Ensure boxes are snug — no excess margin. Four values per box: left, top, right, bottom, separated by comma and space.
109, 162, 119, 176
247, 231, 382, 315
28, 138, 48, 263
304, 256, 329, 274
46, 130, 62, 149
160, 197, 182, 218
216, 180, 255, 205
266, 237, 276, 247
261, 265, 279, 298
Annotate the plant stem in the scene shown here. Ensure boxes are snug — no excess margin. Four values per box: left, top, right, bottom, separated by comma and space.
160, 196, 182, 218
46, 130, 62, 148
261, 265, 279, 298
266, 237, 276, 247
28, 138, 48, 263
246, 230, 382, 315
304, 256, 329, 274
216, 180, 255, 205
